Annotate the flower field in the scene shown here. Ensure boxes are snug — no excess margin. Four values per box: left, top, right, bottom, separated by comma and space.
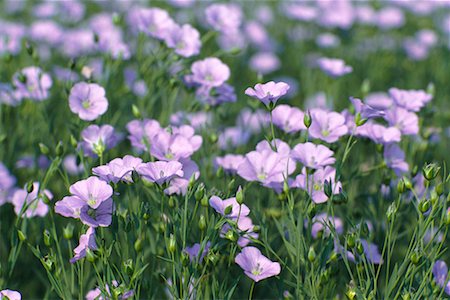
1, 1, 450, 299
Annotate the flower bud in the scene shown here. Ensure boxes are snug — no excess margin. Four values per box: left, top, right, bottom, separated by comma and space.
209, 133, 218, 144
112, 13, 121, 25
402, 292, 411, 300
410, 251, 420, 265
347, 234, 356, 248
355, 113, 367, 127
436, 183, 444, 196
134, 238, 143, 252
224, 205, 233, 215
403, 177, 412, 190
198, 215, 206, 231
63, 224, 74, 240
227, 179, 235, 192
419, 200, 431, 214
43, 229, 51, 247
17, 230, 26, 242
303, 111, 312, 128
168, 234, 176, 253
225, 230, 237, 242
131, 170, 140, 183
200, 195, 209, 207
26, 181, 34, 193
216, 166, 224, 178
361, 79, 370, 96
39, 143, 49, 155
195, 184, 205, 201
207, 251, 219, 265
426, 82, 435, 97
283, 181, 289, 195
386, 202, 397, 221
55, 141, 64, 157
397, 180, 405, 194
236, 186, 244, 204
308, 246, 316, 262
445, 208, 450, 226
70, 135, 78, 148
25, 41, 34, 56
423, 163, 440, 181
132, 104, 141, 118
86, 248, 96, 263
356, 241, 364, 255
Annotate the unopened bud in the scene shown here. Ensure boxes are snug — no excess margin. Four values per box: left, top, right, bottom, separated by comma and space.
39, 143, 49, 155
419, 199, 431, 213
216, 166, 224, 178
70, 135, 78, 148
200, 195, 209, 207
55, 141, 64, 157
198, 215, 206, 231
86, 248, 96, 263
18, 230, 26, 242
397, 180, 406, 194
225, 230, 237, 242
209, 133, 218, 143
26, 181, 34, 193
168, 234, 176, 253
324, 179, 332, 198
347, 234, 356, 248
63, 224, 74, 240
423, 163, 440, 181
123, 259, 133, 276
195, 184, 205, 201
224, 205, 233, 215
168, 196, 175, 208
303, 111, 312, 128
410, 251, 420, 265
356, 241, 364, 255
134, 238, 143, 252
132, 104, 141, 118
436, 183, 444, 196
236, 186, 244, 204
403, 177, 412, 190
308, 246, 316, 262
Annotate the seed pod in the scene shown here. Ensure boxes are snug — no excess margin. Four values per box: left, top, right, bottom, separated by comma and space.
43, 229, 51, 247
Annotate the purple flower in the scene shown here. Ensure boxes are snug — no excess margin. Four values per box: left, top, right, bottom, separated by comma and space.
86, 281, 134, 300
237, 146, 295, 186
165, 24, 201, 57
249, 52, 280, 75
80, 125, 120, 157
433, 260, 450, 295
63, 155, 84, 176
11, 182, 51, 218
361, 123, 401, 144
235, 246, 281, 282
0, 163, 16, 206
310, 213, 344, 239
317, 57, 352, 78
245, 81, 290, 108
293, 166, 342, 204
385, 107, 419, 136
0, 83, 22, 106
189, 57, 230, 88
350, 97, 385, 119
0, 290, 21, 300
70, 227, 97, 263
388, 88, 432, 112
237, 109, 270, 134
93, 155, 143, 184
137, 161, 183, 185
218, 127, 251, 150
13, 67, 52, 101
365, 92, 393, 110
126, 119, 162, 151
309, 109, 348, 143
150, 126, 201, 161
69, 82, 108, 121
291, 142, 335, 169
195, 83, 237, 106
164, 159, 200, 196
184, 242, 211, 263
170, 111, 212, 130
209, 194, 250, 219
384, 144, 409, 176
129, 7, 175, 40
214, 154, 245, 174
205, 3, 242, 34
272, 104, 306, 133
376, 7, 404, 30
55, 176, 114, 227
